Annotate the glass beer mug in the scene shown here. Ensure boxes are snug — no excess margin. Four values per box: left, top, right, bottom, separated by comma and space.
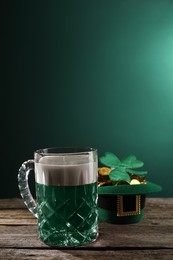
18, 147, 98, 247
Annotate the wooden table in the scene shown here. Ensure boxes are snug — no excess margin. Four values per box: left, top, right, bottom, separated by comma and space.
0, 198, 173, 259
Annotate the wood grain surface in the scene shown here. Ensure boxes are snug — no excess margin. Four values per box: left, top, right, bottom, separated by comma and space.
0, 198, 173, 259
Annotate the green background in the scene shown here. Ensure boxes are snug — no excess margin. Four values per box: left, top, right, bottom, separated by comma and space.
2, 0, 173, 198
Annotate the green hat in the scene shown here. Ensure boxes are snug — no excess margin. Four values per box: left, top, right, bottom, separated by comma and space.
98, 183, 162, 224
98, 152, 162, 224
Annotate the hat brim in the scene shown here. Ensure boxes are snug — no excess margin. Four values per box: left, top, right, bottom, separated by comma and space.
98, 181, 162, 195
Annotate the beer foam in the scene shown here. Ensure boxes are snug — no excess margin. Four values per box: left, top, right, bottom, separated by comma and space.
35, 156, 97, 186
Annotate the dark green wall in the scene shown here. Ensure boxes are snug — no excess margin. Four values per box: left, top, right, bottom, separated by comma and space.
2, 0, 173, 198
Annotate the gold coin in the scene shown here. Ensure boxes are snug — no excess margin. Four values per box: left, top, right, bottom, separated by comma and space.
130, 179, 141, 185
130, 174, 146, 183
98, 181, 112, 187
98, 167, 111, 176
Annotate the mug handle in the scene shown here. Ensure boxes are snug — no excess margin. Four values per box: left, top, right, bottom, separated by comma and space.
18, 160, 38, 218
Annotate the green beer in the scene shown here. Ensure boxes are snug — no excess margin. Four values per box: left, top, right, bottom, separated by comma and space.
18, 147, 98, 247
35, 151, 98, 246
36, 182, 98, 246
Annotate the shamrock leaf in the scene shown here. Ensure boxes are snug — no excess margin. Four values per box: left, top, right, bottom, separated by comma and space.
121, 155, 144, 169
99, 152, 147, 185
109, 169, 131, 182
126, 169, 148, 176
99, 152, 121, 168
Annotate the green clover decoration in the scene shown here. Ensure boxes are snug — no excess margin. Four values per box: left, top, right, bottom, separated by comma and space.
99, 152, 147, 183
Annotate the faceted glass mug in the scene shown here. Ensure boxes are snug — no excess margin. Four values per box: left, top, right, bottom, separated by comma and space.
18, 147, 98, 247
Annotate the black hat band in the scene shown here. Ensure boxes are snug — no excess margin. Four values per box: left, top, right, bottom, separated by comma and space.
98, 194, 146, 217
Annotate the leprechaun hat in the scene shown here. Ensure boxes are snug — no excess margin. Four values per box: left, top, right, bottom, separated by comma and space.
98, 152, 162, 224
